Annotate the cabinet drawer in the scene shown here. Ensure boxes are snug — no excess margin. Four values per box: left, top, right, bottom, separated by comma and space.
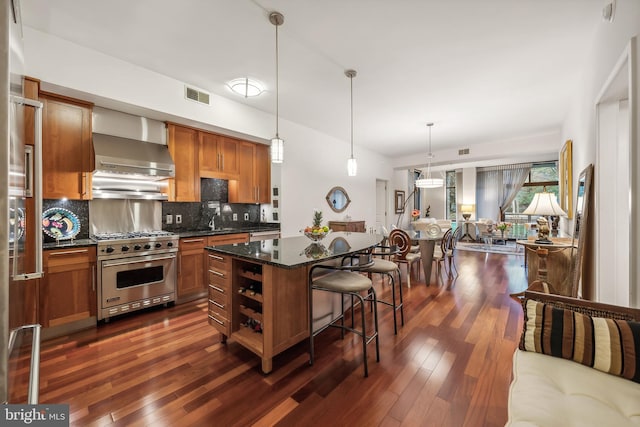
208, 252, 231, 271
208, 283, 228, 307
208, 269, 230, 290
44, 247, 96, 268
180, 237, 207, 251
208, 312, 230, 336
208, 233, 249, 246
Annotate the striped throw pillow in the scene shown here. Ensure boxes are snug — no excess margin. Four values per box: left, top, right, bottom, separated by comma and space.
520, 299, 640, 383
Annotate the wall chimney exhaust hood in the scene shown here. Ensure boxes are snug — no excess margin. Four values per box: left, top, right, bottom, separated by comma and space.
91, 107, 175, 200
93, 133, 175, 179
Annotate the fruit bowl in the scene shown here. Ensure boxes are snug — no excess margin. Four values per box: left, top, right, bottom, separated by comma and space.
302, 228, 331, 242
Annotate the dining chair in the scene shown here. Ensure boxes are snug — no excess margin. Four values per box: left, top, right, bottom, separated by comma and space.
388, 229, 421, 288
308, 257, 380, 377
432, 228, 456, 285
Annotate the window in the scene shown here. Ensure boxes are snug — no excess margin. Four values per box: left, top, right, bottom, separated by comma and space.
445, 170, 456, 220
504, 162, 559, 222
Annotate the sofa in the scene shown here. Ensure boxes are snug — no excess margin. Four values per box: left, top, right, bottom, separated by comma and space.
508, 291, 640, 426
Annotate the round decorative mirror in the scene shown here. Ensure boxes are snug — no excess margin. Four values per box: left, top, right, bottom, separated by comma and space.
326, 186, 351, 213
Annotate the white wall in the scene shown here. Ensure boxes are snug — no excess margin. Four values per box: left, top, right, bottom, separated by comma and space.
562, 0, 640, 304
23, 28, 393, 238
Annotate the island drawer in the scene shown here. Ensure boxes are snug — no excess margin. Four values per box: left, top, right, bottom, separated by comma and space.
208, 284, 228, 310
208, 268, 230, 289
208, 311, 230, 336
208, 252, 231, 272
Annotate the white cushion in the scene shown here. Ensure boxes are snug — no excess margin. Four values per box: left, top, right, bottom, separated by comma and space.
507, 350, 640, 426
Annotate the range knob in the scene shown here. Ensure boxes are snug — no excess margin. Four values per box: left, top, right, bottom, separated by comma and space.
105, 246, 114, 253
134, 244, 142, 250
144, 244, 151, 250
155, 243, 162, 248
121, 245, 130, 252
167, 242, 174, 247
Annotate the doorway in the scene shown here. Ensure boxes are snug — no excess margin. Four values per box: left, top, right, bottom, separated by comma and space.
375, 179, 388, 235
595, 37, 637, 306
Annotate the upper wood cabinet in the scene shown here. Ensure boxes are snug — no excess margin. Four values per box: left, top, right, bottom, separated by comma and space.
229, 142, 271, 204
199, 132, 239, 179
167, 123, 200, 202
167, 123, 270, 204
41, 93, 93, 200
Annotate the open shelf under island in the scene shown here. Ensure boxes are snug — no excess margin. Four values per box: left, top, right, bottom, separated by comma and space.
205, 232, 381, 373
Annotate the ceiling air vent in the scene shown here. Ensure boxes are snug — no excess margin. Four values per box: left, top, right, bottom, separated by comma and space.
184, 86, 211, 106
458, 148, 470, 155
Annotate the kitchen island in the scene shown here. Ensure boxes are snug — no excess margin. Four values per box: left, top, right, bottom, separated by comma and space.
205, 232, 381, 373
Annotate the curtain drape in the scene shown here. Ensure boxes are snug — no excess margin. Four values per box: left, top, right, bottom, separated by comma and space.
476, 163, 532, 221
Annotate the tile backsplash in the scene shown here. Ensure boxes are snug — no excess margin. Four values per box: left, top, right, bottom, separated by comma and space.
41, 179, 269, 239
162, 178, 263, 232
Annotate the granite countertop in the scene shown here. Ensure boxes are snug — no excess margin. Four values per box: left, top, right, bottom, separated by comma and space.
178, 225, 280, 239
43, 238, 96, 250
41, 225, 281, 247
206, 232, 382, 269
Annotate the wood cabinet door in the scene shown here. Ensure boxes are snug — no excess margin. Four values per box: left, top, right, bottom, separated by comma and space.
199, 132, 239, 179
230, 141, 256, 203
167, 124, 200, 202
178, 248, 207, 302
255, 143, 271, 204
41, 248, 96, 328
199, 131, 220, 175
41, 94, 93, 200
229, 142, 271, 203
218, 136, 239, 177
178, 237, 207, 302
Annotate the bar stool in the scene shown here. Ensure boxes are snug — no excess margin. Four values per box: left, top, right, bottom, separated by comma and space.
308, 257, 380, 377
356, 245, 404, 335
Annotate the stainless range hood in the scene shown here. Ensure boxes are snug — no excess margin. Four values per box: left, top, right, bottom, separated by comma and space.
93, 133, 175, 178
92, 107, 175, 200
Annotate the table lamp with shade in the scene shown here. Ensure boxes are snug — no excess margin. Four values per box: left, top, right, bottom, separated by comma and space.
522, 188, 567, 244
460, 204, 474, 221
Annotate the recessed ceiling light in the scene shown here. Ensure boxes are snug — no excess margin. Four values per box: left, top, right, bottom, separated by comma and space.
227, 78, 264, 97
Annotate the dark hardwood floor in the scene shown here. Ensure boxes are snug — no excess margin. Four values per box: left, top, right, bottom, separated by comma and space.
9, 249, 528, 426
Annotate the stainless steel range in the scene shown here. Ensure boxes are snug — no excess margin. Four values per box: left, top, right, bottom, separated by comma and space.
93, 231, 179, 321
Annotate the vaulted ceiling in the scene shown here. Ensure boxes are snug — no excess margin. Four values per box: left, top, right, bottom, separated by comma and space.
21, 0, 603, 159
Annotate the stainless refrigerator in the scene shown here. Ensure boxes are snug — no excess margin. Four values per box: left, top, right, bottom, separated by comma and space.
1, 0, 43, 404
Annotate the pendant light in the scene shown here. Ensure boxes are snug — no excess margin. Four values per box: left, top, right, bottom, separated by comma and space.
269, 12, 284, 163
415, 123, 444, 188
346, 69, 357, 176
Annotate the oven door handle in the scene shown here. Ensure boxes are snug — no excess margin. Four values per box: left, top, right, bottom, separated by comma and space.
102, 254, 177, 268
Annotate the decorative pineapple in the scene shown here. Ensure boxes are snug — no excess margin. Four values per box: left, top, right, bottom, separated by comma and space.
312, 210, 323, 230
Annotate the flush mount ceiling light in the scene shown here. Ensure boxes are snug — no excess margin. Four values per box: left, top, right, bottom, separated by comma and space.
269, 11, 284, 164
415, 123, 444, 188
346, 69, 357, 176
227, 78, 264, 97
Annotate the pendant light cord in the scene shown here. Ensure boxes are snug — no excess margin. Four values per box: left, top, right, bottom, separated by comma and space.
350, 74, 354, 158
426, 123, 433, 179
275, 21, 280, 138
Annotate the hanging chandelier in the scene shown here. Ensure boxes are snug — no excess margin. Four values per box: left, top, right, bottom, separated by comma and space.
345, 69, 357, 176
415, 123, 444, 188
269, 11, 284, 164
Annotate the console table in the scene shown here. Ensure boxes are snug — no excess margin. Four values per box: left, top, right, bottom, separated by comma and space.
515, 238, 576, 297
328, 220, 365, 232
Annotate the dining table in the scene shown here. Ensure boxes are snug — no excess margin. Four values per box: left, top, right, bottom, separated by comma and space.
404, 228, 447, 286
